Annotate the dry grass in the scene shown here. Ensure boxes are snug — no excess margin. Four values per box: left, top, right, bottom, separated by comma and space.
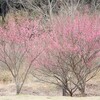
0, 70, 12, 83
0, 70, 100, 96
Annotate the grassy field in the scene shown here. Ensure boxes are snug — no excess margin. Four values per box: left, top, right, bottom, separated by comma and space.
0, 96, 100, 100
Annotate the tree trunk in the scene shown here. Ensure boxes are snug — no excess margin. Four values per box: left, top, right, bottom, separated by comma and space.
80, 89, 86, 96
62, 88, 67, 96
14, 77, 21, 95
69, 91, 73, 97
16, 83, 21, 95
62, 88, 73, 96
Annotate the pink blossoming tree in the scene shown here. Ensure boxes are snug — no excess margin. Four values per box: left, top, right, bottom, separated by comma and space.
32, 13, 100, 96
0, 16, 44, 94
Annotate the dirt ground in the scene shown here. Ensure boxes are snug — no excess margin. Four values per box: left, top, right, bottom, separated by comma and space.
1, 96, 100, 100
